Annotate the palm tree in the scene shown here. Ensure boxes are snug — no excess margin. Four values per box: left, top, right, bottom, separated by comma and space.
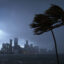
30, 4, 64, 64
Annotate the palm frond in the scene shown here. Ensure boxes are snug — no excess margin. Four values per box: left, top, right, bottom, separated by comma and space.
30, 4, 64, 35
45, 4, 63, 19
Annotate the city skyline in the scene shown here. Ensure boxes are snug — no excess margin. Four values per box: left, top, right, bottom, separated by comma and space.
0, 37, 63, 54
0, 38, 49, 54
0, 38, 35, 49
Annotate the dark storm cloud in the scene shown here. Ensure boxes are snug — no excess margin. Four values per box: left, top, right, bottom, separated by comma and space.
0, 0, 64, 53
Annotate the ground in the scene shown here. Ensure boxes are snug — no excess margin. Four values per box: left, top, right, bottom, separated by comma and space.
0, 54, 64, 64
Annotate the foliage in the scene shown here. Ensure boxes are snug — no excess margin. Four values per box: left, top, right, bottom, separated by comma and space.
30, 4, 64, 35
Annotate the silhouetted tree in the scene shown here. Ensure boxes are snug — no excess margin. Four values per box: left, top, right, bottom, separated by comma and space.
30, 4, 64, 64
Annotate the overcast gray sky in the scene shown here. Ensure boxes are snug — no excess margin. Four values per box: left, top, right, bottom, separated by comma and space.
0, 0, 64, 53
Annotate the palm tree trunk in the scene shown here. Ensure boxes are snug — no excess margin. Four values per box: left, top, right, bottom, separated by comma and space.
51, 30, 59, 64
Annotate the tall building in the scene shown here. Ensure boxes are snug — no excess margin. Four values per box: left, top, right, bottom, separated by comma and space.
24, 40, 29, 48
10, 39, 12, 46
13, 38, 22, 54
9, 39, 12, 53
24, 40, 30, 54
1, 43, 10, 54
14, 38, 18, 47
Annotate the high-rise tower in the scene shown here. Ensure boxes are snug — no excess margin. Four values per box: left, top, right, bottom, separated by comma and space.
9, 39, 12, 53
14, 38, 18, 46
10, 39, 12, 46
24, 40, 29, 48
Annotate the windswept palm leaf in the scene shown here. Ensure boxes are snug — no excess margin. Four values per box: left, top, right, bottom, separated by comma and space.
45, 4, 63, 18
62, 12, 64, 24
45, 4, 64, 26
45, 4, 64, 24
30, 14, 54, 35
30, 5, 64, 35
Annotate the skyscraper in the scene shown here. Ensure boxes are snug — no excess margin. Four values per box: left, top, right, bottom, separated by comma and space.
14, 38, 18, 46
24, 40, 29, 48
9, 39, 12, 53
10, 39, 12, 46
